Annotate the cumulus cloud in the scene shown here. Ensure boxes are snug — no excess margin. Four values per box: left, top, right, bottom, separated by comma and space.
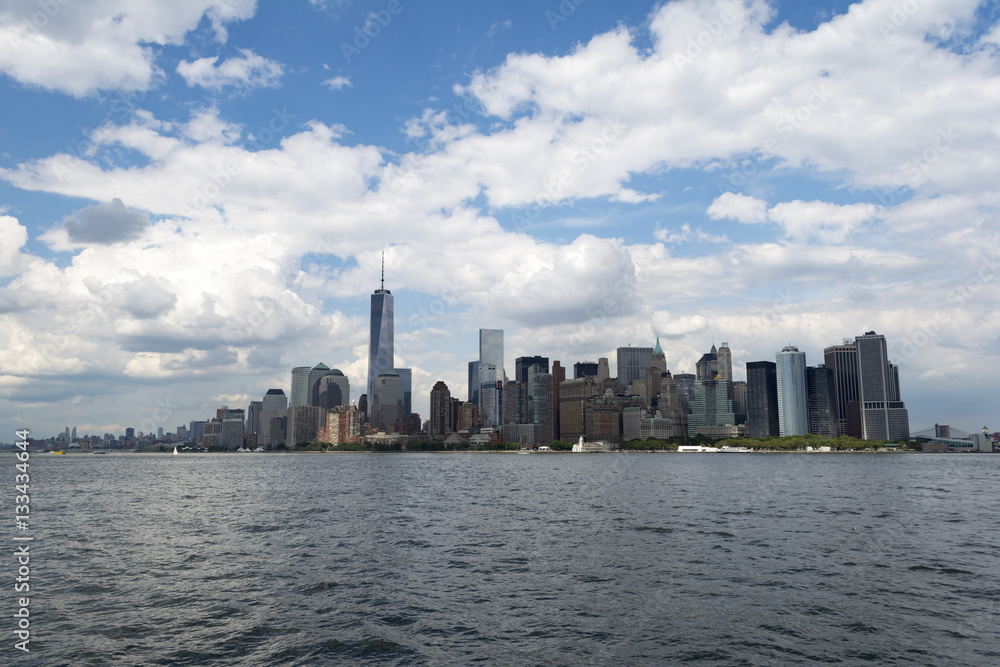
707, 193, 768, 224
0, 1, 258, 96
59, 199, 150, 245
0, 216, 29, 277
707, 194, 880, 242
177, 49, 283, 91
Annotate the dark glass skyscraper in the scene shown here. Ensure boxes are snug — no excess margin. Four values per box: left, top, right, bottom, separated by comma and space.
746, 361, 779, 438
368, 258, 393, 420
824, 343, 860, 436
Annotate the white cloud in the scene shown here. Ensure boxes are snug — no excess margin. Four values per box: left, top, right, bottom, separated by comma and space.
322, 75, 351, 90
707, 194, 880, 243
177, 48, 283, 91
654, 223, 730, 245
0, 0, 258, 97
0, 215, 29, 278
707, 193, 768, 224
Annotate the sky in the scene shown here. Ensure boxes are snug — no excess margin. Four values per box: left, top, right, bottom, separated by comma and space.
1, 0, 998, 440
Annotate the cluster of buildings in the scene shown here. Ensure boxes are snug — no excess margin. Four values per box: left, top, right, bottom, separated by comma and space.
30, 264, 996, 452
195, 258, 920, 448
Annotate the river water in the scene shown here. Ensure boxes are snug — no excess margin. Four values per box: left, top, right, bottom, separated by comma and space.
7, 452, 1000, 665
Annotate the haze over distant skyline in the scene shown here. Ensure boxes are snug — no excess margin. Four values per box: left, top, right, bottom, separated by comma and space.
1, 0, 998, 438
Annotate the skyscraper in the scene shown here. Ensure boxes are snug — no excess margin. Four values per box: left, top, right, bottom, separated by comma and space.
394, 367, 412, 416
696, 344, 719, 381
617, 345, 654, 390
479, 329, 504, 385
855, 331, 909, 441
515, 356, 549, 383
717, 342, 732, 380
368, 256, 394, 420
824, 342, 860, 437
290, 366, 311, 407
746, 361, 779, 437
308, 363, 337, 407
317, 370, 350, 409
574, 361, 599, 379
260, 388, 288, 447
597, 358, 610, 383
371, 372, 403, 431
776, 346, 808, 436
468, 361, 479, 406
429, 381, 452, 437
806, 365, 837, 437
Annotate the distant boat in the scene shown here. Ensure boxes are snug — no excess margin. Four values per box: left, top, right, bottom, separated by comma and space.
252, 446, 265, 453
172, 446, 178, 456
52, 450, 65, 455
93, 451, 108, 455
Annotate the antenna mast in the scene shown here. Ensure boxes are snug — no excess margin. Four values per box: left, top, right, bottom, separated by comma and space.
381, 251, 384, 291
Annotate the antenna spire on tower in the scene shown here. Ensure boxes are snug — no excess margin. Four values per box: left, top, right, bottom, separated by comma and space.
381, 251, 384, 291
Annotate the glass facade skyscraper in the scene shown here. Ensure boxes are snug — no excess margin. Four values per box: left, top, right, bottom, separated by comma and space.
746, 361, 779, 437
776, 346, 808, 436
855, 331, 909, 440
368, 266, 394, 420
617, 345, 654, 390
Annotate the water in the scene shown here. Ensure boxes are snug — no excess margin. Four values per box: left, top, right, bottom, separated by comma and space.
7, 452, 1000, 665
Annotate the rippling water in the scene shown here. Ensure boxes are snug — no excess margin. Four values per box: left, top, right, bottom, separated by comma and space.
7, 452, 1000, 665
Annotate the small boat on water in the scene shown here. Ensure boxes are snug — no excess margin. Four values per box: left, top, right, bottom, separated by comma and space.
172, 446, 179, 456
51, 450, 65, 455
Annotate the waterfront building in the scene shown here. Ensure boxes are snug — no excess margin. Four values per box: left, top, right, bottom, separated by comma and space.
429, 381, 452, 438
323, 406, 362, 445
368, 257, 394, 421
480, 380, 503, 427
806, 365, 837, 437
552, 361, 565, 441
559, 377, 601, 441
245, 401, 262, 447
617, 345, 654, 391
585, 398, 623, 445
855, 331, 910, 440
220, 407, 245, 450
746, 361, 779, 438
260, 388, 288, 447
371, 372, 403, 432
687, 378, 737, 438
776, 346, 808, 437
824, 342, 860, 437
732, 380, 748, 425
287, 405, 324, 445
290, 366, 311, 407
456, 401, 479, 431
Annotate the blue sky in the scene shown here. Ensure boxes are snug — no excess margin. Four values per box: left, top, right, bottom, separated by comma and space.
1, 0, 998, 439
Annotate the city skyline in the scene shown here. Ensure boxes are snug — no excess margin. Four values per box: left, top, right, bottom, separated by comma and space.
1, 0, 998, 438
